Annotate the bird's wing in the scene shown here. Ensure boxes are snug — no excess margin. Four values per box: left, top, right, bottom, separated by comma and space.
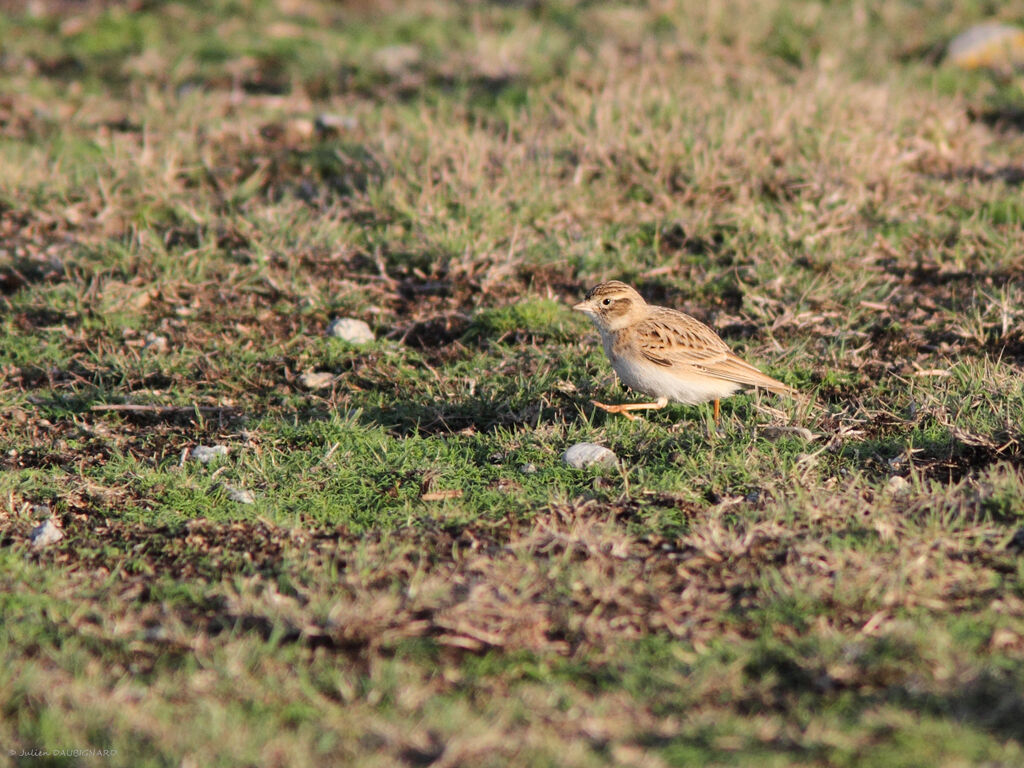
633, 311, 731, 367
633, 309, 796, 395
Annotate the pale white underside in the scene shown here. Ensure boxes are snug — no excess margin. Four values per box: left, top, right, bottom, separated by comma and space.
600, 329, 741, 405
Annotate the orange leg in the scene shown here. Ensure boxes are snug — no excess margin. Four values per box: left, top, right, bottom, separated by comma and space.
713, 398, 720, 425
591, 397, 669, 421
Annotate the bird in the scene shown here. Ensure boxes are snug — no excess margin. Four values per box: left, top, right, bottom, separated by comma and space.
573, 280, 798, 422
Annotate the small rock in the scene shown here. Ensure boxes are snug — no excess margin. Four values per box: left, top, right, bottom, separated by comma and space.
760, 425, 818, 442
300, 371, 335, 390
519, 462, 538, 475
948, 23, 1024, 71
886, 475, 910, 496
562, 442, 618, 469
190, 445, 229, 464
326, 317, 374, 344
315, 113, 359, 133
143, 333, 169, 354
225, 485, 255, 504
30, 518, 64, 548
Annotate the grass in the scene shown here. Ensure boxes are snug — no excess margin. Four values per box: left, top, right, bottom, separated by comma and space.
3, 0, 1024, 765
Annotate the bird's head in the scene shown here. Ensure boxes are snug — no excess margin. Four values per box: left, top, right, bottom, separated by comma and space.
573, 281, 647, 332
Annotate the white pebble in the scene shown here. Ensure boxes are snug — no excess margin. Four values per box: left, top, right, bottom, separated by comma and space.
30, 518, 64, 548
190, 445, 229, 464
326, 317, 374, 344
143, 333, 169, 354
315, 113, 359, 133
519, 463, 538, 475
225, 485, 255, 504
760, 425, 819, 442
886, 476, 910, 496
948, 23, 1024, 70
300, 371, 335, 390
562, 442, 618, 469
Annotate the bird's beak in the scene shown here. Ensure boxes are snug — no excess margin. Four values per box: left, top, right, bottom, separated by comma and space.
572, 301, 587, 312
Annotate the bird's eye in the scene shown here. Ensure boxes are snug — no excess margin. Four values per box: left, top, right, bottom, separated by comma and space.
602, 298, 611, 306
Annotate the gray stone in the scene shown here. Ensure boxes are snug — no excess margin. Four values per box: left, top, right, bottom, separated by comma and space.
562, 442, 618, 469
315, 113, 359, 133
225, 485, 255, 505
886, 476, 910, 496
190, 445, 229, 464
30, 518, 64, 548
143, 333, 169, 354
760, 425, 818, 442
948, 23, 1024, 70
326, 317, 374, 344
300, 371, 335, 390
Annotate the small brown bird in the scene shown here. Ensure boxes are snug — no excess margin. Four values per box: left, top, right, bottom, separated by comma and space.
573, 280, 797, 422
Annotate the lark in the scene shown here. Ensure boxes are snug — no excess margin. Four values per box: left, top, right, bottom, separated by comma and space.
573, 280, 797, 422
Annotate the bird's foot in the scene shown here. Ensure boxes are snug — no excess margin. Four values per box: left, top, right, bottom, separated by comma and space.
591, 400, 642, 421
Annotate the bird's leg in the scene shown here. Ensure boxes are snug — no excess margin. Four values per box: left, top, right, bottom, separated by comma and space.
713, 398, 720, 425
591, 397, 669, 421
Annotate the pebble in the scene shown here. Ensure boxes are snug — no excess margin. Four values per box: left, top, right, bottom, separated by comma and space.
760, 425, 818, 442
886, 476, 910, 496
326, 317, 375, 344
562, 442, 618, 469
519, 462, 538, 475
143, 333, 169, 354
948, 23, 1024, 70
300, 371, 335, 390
30, 518, 64, 548
225, 485, 255, 504
190, 445, 229, 464
315, 113, 359, 133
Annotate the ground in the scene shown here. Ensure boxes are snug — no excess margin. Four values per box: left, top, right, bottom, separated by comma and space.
2, 1, 1024, 766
